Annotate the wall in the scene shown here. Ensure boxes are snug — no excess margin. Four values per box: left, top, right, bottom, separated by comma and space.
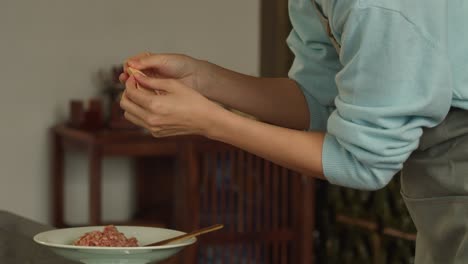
0, 0, 260, 225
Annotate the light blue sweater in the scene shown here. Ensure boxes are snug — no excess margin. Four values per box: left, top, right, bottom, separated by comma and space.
287, 0, 468, 190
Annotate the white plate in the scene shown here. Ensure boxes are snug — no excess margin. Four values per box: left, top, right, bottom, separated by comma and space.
33, 226, 196, 264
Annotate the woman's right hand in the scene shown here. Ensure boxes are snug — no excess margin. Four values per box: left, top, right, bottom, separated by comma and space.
120, 53, 207, 93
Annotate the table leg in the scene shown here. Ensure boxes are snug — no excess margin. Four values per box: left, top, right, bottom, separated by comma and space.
89, 145, 102, 225
180, 141, 200, 264
52, 131, 65, 228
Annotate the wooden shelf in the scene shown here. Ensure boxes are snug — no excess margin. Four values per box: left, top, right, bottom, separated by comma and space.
336, 214, 416, 241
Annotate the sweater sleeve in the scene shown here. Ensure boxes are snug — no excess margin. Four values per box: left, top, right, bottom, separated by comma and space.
287, 0, 342, 131
322, 7, 452, 190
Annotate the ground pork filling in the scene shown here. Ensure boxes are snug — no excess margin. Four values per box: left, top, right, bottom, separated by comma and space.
73, 225, 139, 247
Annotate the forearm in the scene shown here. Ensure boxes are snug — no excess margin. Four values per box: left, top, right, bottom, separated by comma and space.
205, 106, 326, 180
199, 61, 310, 130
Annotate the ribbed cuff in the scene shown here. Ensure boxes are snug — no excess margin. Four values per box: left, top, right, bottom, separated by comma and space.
322, 133, 387, 190
322, 133, 349, 186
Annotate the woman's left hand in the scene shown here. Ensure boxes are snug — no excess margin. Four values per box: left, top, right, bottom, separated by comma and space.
120, 72, 222, 138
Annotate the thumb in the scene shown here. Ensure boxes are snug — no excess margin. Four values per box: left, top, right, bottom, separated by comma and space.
128, 54, 170, 71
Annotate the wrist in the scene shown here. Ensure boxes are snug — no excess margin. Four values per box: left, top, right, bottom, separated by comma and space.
194, 59, 217, 97
200, 103, 232, 140
195, 59, 212, 96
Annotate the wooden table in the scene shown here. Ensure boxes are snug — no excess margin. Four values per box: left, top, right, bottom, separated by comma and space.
51, 124, 200, 228
0, 210, 78, 263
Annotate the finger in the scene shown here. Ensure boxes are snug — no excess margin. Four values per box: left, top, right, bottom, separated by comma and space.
134, 73, 167, 95
125, 82, 158, 110
127, 53, 174, 72
133, 73, 179, 93
148, 125, 191, 137
128, 68, 159, 95
125, 75, 138, 90
126, 71, 145, 89
120, 92, 152, 121
152, 129, 194, 138
127, 74, 157, 94
127, 70, 158, 92
124, 111, 149, 130
124, 52, 153, 73
119, 72, 129, 84
135, 84, 156, 96
150, 125, 199, 136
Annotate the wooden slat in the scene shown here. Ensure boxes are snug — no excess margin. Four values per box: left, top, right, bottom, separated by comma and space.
260, 0, 293, 77
234, 149, 244, 263
265, 242, 270, 264
281, 242, 288, 264
229, 150, 236, 264
272, 164, 280, 263
201, 154, 209, 221
273, 164, 279, 230
273, 242, 280, 264
335, 214, 417, 241
210, 152, 217, 226
52, 131, 65, 228
185, 142, 201, 263
255, 156, 262, 264
301, 177, 315, 264
291, 172, 302, 264
218, 246, 222, 264
264, 162, 271, 264
88, 145, 102, 225
246, 153, 253, 264
237, 150, 245, 233
199, 245, 205, 263
264, 162, 271, 231
220, 152, 226, 226
281, 168, 289, 264
281, 168, 288, 228
221, 152, 228, 263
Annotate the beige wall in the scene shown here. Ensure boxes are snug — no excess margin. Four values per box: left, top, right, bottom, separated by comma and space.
0, 0, 260, 225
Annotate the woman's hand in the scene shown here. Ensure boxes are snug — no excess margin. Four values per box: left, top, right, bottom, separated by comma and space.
120, 72, 222, 138
120, 53, 207, 94
119, 52, 310, 130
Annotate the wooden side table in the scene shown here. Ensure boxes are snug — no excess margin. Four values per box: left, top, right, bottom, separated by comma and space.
51, 124, 199, 228
50, 124, 316, 263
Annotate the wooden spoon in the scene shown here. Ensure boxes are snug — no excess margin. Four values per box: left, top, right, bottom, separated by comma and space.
144, 224, 224, 247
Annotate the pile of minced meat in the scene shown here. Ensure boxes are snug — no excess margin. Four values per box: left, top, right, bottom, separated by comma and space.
73, 225, 139, 247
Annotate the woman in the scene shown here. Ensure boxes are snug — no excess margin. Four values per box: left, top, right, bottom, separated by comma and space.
120, 1, 468, 263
